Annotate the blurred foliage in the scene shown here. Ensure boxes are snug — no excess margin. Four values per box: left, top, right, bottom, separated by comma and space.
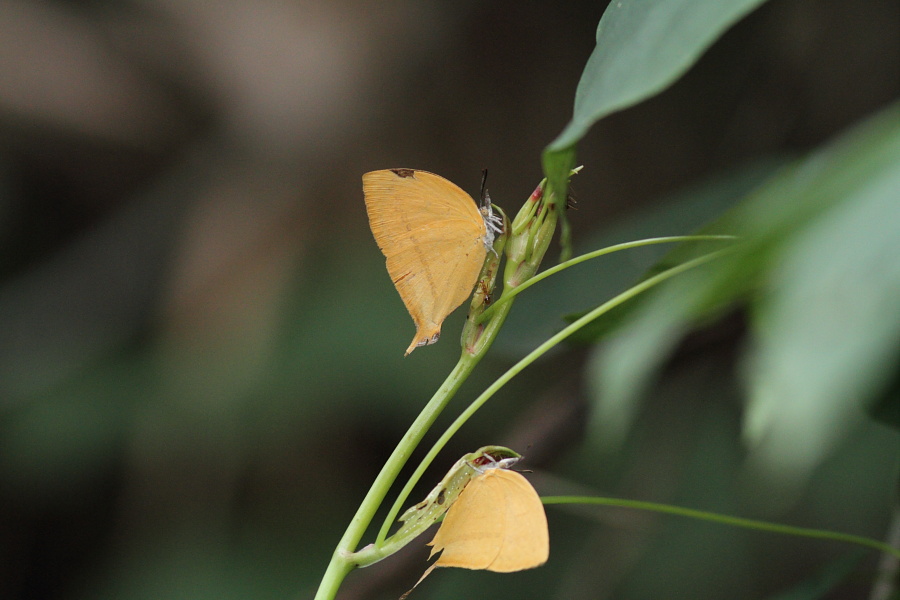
586, 103, 900, 488
0, 1, 897, 600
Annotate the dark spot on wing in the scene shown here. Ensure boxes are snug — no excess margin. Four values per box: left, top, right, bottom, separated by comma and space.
391, 168, 416, 178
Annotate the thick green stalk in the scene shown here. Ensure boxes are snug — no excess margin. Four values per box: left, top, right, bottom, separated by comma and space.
313, 354, 481, 600
370, 298, 517, 552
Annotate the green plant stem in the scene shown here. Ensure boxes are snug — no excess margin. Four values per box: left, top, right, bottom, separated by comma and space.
312, 353, 482, 600
478, 235, 735, 324
371, 296, 518, 552
317, 245, 735, 598
390, 248, 734, 542
542, 496, 900, 560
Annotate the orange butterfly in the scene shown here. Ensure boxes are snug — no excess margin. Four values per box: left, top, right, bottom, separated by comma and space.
363, 169, 501, 355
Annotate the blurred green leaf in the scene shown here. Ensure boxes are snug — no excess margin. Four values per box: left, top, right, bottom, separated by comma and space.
743, 120, 900, 479
497, 157, 784, 358
588, 101, 900, 481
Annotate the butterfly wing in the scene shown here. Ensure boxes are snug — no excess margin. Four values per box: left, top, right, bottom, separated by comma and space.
429, 469, 505, 570
483, 469, 549, 572
429, 468, 549, 573
363, 169, 488, 355
383, 224, 486, 353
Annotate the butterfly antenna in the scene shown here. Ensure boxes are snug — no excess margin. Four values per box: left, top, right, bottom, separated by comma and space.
480, 168, 489, 209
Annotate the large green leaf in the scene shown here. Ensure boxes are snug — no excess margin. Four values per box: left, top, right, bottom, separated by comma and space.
743, 126, 900, 478
548, 0, 769, 153
588, 102, 900, 480
543, 0, 771, 231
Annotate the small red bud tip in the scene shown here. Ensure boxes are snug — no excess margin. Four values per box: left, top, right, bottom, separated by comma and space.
530, 184, 543, 201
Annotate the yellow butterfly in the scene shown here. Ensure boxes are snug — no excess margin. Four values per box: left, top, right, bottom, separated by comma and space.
363, 169, 502, 355
402, 454, 548, 598
427, 466, 548, 572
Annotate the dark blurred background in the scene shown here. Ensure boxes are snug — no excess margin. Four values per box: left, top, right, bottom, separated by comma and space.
0, 1, 897, 599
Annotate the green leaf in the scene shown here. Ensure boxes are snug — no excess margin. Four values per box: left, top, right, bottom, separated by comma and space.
588, 101, 900, 474
547, 0, 770, 152
743, 126, 900, 479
